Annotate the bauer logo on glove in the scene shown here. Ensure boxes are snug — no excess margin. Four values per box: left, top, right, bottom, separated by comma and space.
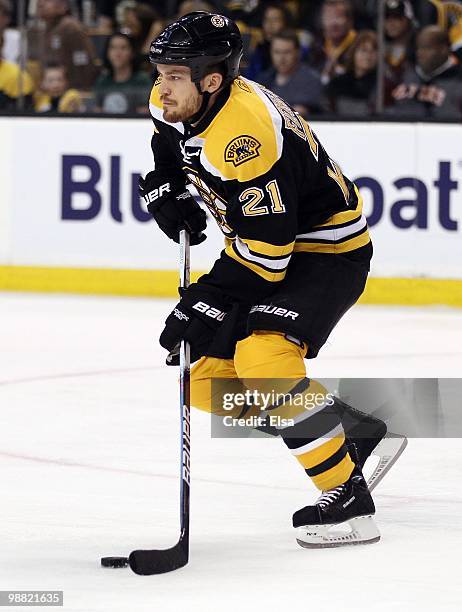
160, 284, 231, 364
192, 301, 226, 321
143, 182, 171, 203
139, 171, 207, 245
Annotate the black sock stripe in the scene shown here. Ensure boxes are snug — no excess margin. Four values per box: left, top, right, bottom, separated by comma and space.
236, 403, 252, 419
264, 378, 311, 411
305, 443, 348, 477
281, 408, 341, 449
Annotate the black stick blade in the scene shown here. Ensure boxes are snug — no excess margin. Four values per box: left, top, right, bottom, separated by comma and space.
128, 543, 188, 575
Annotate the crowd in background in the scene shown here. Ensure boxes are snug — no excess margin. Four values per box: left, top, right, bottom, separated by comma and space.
1, 0, 462, 120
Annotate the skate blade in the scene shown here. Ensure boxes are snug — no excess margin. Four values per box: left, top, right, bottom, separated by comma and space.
296, 515, 380, 549
367, 434, 408, 492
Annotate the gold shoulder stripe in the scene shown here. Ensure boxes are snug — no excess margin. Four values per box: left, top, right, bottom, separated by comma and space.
198, 79, 282, 182
239, 237, 294, 258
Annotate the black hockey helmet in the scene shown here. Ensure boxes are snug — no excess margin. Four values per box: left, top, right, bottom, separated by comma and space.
149, 11, 243, 87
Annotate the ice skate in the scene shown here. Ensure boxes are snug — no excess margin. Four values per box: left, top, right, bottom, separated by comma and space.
334, 398, 407, 491
293, 469, 380, 548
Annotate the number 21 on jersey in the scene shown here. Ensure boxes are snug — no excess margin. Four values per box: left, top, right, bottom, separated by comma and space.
239, 179, 285, 217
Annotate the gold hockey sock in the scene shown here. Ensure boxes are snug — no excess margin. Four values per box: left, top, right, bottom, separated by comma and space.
190, 355, 261, 419
234, 331, 354, 490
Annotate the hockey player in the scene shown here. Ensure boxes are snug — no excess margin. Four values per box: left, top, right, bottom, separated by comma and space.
141, 11, 402, 548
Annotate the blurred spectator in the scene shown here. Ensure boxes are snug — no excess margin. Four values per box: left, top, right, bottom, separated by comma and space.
0, 30, 34, 109
177, 1, 216, 17
222, 0, 261, 26
0, 0, 20, 64
245, 1, 293, 79
413, 0, 435, 27
96, 0, 174, 31
27, 0, 100, 90
384, 0, 417, 82
300, 0, 375, 32
349, 0, 376, 29
415, 0, 462, 56
34, 62, 82, 112
121, 2, 163, 57
298, 0, 326, 33
309, 0, 357, 84
257, 30, 322, 116
326, 30, 392, 116
428, 0, 462, 61
390, 25, 462, 119
92, 32, 151, 114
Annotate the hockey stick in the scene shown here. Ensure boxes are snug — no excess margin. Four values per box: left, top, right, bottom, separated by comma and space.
129, 229, 191, 575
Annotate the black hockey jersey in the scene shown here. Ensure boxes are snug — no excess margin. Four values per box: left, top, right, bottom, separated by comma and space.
148, 76, 371, 301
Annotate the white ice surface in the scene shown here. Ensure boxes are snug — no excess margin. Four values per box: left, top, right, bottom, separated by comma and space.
1, 293, 461, 612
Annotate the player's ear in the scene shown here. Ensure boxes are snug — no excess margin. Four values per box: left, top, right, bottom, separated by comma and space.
202, 72, 223, 94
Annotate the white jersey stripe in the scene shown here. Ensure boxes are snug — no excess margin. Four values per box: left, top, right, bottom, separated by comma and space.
296, 215, 367, 242
234, 237, 291, 271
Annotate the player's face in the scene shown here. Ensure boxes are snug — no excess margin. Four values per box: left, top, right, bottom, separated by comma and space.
156, 65, 202, 122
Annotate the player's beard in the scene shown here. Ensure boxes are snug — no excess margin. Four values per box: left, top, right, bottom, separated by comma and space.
162, 92, 201, 123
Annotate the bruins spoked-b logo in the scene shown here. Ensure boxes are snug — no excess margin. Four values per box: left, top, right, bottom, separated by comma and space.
211, 15, 225, 27
224, 135, 261, 167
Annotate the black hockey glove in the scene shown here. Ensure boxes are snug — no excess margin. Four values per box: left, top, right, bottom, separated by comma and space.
140, 171, 207, 245
159, 284, 230, 365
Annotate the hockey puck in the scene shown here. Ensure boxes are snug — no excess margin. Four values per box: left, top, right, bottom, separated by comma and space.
101, 556, 129, 568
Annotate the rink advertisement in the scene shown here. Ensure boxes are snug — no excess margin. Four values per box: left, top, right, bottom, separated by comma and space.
0, 117, 461, 304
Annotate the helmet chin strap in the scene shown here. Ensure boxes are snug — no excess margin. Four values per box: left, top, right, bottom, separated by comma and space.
188, 84, 211, 124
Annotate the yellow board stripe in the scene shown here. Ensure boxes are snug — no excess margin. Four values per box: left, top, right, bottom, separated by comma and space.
359, 277, 462, 307
1, 266, 462, 306
0, 266, 201, 297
